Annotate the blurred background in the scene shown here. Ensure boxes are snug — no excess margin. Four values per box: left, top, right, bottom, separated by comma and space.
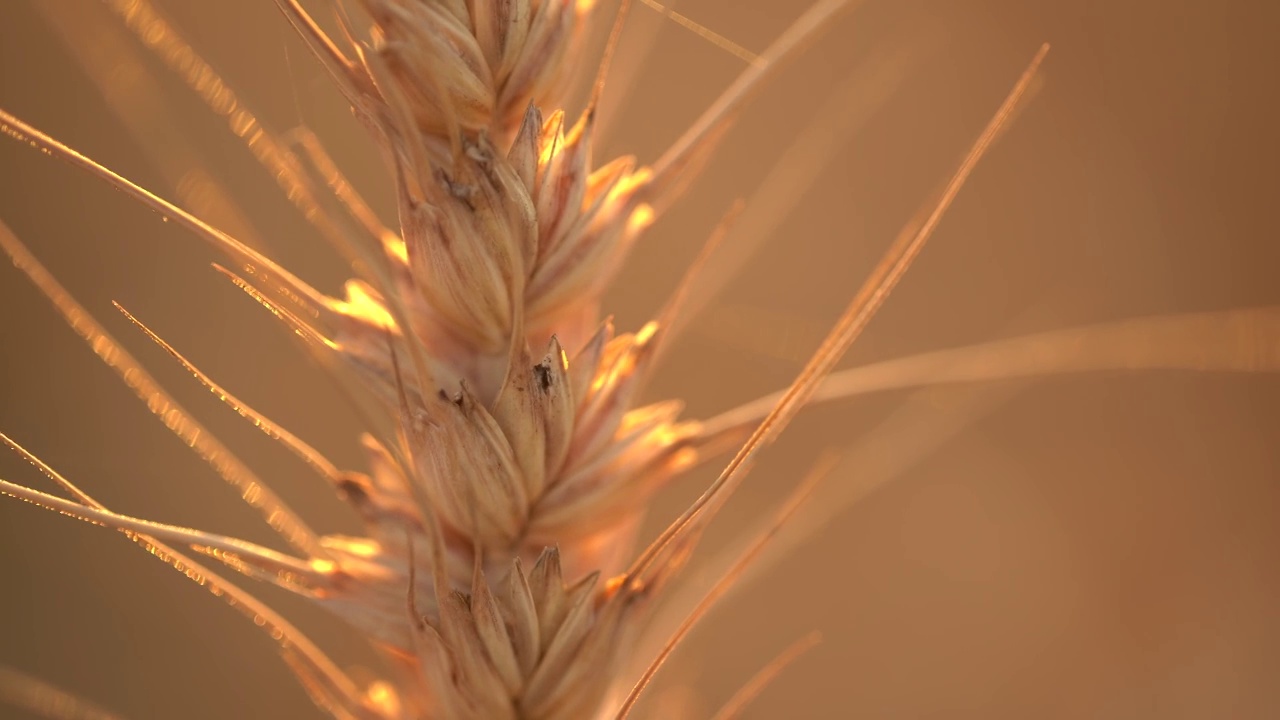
1, 0, 1278, 717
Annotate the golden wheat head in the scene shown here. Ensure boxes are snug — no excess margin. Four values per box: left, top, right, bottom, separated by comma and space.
2, 1, 1278, 719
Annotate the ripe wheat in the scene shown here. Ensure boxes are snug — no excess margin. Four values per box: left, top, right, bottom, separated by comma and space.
1, 1, 1277, 719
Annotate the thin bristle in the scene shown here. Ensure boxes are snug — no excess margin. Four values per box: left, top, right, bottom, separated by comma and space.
648, 0, 867, 204
0, 666, 124, 720
112, 301, 345, 486
0, 217, 328, 559
708, 632, 824, 720
670, 39, 918, 334
613, 451, 838, 718
34, 0, 270, 253
649, 198, 744, 369
0, 109, 333, 331
108, 0, 392, 294
637, 0, 761, 66
0, 434, 366, 716
285, 126, 397, 249
589, 0, 635, 114
0, 476, 325, 591
628, 44, 1050, 588
697, 306, 1280, 453
271, 0, 367, 99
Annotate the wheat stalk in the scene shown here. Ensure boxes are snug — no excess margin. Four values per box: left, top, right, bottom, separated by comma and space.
1, 1, 1277, 718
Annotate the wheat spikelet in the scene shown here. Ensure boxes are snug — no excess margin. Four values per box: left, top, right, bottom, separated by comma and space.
1, 1, 1277, 718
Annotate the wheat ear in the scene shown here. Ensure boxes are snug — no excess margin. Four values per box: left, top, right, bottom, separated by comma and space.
3, 2, 1278, 719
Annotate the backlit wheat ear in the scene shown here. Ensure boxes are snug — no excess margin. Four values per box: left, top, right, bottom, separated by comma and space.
3, 1, 1279, 719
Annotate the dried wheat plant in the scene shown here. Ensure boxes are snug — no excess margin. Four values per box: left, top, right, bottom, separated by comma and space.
0, 1, 1277, 718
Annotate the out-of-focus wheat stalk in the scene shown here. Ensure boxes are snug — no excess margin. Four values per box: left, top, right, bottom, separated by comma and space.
0, 1, 1277, 718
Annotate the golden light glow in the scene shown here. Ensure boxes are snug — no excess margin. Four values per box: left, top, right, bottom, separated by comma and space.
334, 280, 398, 332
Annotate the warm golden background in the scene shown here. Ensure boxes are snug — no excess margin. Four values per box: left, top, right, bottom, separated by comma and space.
2, 1, 1278, 718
